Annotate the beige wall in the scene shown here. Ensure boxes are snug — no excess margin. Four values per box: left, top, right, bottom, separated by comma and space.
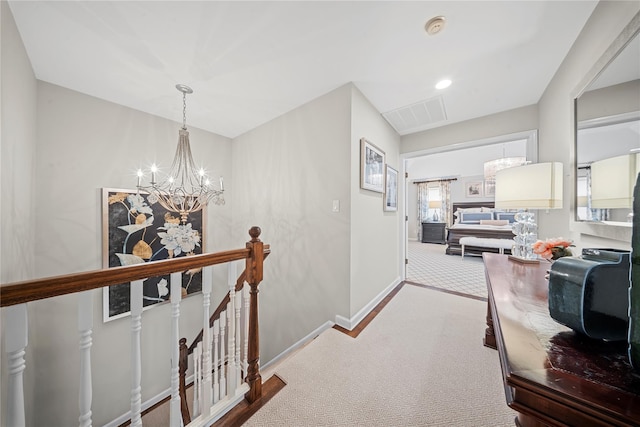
231, 82, 402, 362
401, 105, 538, 155
350, 86, 402, 315
577, 79, 640, 121
1, 0, 37, 284
1, 1, 38, 425
232, 84, 353, 364
538, 2, 640, 250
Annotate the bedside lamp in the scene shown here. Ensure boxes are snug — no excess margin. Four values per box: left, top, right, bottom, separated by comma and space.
428, 200, 442, 221
495, 162, 563, 262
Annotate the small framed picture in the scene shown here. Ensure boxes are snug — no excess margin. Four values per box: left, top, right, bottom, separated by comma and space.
466, 181, 483, 198
360, 138, 385, 193
384, 165, 398, 212
484, 179, 496, 197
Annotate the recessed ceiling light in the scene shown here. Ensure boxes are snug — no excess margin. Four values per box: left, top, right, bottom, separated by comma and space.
435, 79, 452, 90
425, 16, 446, 36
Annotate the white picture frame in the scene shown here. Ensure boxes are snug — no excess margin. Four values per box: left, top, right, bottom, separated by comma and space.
484, 179, 496, 197
466, 181, 483, 198
360, 138, 385, 193
384, 165, 398, 211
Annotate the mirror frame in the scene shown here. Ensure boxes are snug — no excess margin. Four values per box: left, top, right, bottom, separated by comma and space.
570, 12, 640, 243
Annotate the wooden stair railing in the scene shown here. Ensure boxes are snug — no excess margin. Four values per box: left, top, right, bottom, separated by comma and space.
178, 250, 271, 424
0, 226, 269, 427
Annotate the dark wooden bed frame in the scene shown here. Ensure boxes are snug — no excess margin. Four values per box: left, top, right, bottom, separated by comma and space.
445, 201, 515, 256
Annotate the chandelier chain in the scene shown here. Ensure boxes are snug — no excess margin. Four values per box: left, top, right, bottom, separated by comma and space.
182, 92, 187, 130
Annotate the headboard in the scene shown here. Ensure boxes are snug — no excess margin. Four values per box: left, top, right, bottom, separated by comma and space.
452, 201, 495, 212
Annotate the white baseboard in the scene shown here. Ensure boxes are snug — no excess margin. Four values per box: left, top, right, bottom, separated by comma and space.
261, 320, 334, 373
334, 276, 401, 331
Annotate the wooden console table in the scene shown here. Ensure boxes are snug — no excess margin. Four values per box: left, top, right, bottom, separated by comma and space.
483, 253, 640, 427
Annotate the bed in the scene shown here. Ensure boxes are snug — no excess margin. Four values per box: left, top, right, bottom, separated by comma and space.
444, 202, 516, 256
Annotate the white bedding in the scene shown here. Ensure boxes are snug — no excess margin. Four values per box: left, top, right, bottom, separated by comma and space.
449, 223, 514, 232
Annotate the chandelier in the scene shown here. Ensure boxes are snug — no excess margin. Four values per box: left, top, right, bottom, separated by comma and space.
137, 84, 224, 224
484, 156, 527, 180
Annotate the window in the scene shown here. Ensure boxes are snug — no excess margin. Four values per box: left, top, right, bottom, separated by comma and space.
421, 186, 442, 222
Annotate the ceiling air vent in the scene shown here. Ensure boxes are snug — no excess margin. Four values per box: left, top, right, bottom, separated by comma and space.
382, 96, 447, 134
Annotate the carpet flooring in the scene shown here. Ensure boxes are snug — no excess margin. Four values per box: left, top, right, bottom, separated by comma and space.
244, 284, 515, 426
406, 241, 487, 299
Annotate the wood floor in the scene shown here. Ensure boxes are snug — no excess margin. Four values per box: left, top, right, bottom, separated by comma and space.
212, 374, 287, 427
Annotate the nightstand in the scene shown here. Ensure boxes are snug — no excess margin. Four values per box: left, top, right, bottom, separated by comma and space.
421, 222, 446, 244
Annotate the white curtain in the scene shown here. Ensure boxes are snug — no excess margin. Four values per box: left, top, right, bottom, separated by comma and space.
439, 180, 452, 227
416, 182, 430, 241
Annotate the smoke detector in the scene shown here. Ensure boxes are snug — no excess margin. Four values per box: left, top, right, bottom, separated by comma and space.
425, 16, 446, 35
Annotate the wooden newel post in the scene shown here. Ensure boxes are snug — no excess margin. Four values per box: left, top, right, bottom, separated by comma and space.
245, 226, 264, 403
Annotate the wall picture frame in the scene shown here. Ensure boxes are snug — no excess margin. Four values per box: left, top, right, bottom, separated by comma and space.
102, 188, 205, 322
466, 181, 484, 198
484, 179, 496, 197
384, 165, 398, 211
360, 138, 385, 193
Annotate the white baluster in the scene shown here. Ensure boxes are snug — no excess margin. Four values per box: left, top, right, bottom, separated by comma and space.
4, 304, 28, 427
229, 262, 244, 383
227, 280, 237, 394
170, 273, 182, 427
78, 291, 93, 427
234, 289, 242, 390
242, 283, 250, 378
213, 320, 220, 403
130, 280, 143, 427
201, 266, 213, 414
219, 310, 227, 399
192, 344, 200, 418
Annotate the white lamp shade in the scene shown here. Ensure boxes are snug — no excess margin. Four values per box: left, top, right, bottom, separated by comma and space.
428, 200, 442, 208
591, 153, 638, 209
495, 162, 563, 209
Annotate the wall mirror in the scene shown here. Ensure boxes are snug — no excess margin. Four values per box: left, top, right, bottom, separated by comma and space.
573, 14, 640, 241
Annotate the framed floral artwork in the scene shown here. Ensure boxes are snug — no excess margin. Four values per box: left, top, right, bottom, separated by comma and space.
102, 188, 205, 321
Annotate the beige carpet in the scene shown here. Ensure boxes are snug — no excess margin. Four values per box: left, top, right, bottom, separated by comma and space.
244, 285, 515, 426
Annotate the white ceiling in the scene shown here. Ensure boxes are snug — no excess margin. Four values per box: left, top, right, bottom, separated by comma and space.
8, 1, 599, 139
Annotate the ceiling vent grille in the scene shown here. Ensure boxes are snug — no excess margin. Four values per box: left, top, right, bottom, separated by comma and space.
382, 96, 447, 134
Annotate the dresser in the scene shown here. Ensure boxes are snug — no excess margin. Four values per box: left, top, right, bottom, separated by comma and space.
421, 222, 446, 244
483, 253, 640, 426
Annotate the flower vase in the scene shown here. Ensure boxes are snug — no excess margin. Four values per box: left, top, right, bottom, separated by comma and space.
630, 172, 640, 372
